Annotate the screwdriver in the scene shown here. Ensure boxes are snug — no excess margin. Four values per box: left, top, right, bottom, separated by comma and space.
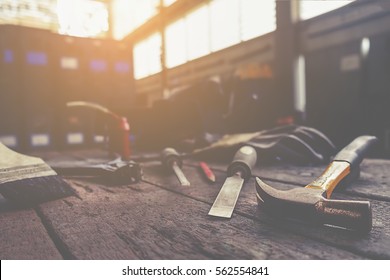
208, 145, 257, 218
161, 147, 191, 187
199, 161, 216, 183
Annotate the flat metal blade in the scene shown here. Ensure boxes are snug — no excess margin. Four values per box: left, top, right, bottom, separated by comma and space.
208, 174, 244, 218
172, 162, 191, 186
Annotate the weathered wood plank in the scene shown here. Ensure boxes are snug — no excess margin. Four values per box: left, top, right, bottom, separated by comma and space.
144, 163, 390, 259
0, 196, 63, 260
36, 177, 362, 259
22, 153, 390, 259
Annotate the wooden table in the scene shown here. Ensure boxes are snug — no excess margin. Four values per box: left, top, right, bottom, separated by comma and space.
1, 150, 389, 259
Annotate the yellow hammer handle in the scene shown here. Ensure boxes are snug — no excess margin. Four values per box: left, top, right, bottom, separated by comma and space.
305, 161, 350, 198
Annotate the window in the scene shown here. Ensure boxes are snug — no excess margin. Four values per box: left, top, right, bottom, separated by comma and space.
164, 0, 276, 67
0, 0, 109, 38
133, 33, 162, 79
0, 0, 57, 29
112, 0, 160, 40
240, 0, 276, 41
300, 0, 356, 20
186, 5, 210, 60
56, 0, 109, 37
165, 5, 211, 68
134, 0, 277, 76
165, 19, 187, 68
163, 0, 176, 7
210, 0, 240, 52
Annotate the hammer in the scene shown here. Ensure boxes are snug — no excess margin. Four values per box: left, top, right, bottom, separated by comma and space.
255, 135, 377, 233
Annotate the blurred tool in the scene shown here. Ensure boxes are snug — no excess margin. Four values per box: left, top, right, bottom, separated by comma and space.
199, 161, 215, 183
208, 145, 257, 218
161, 147, 190, 187
246, 125, 336, 164
67, 101, 131, 159
0, 142, 74, 206
51, 158, 142, 185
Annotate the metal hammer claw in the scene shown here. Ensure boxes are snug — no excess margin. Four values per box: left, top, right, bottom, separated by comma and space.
255, 135, 377, 233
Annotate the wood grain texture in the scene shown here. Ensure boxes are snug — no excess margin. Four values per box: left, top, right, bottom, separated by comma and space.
147, 162, 390, 259
7, 150, 386, 260
36, 176, 362, 259
0, 201, 62, 259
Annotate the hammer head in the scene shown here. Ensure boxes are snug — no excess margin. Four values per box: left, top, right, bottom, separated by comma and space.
255, 177, 372, 233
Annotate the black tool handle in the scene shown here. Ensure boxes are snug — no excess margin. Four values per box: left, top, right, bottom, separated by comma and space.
227, 145, 257, 180
161, 147, 182, 169
333, 135, 377, 171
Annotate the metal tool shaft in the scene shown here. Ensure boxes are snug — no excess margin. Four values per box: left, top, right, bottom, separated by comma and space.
172, 161, 191, 187
208, 146, 257, 218
208, 172, 244, 218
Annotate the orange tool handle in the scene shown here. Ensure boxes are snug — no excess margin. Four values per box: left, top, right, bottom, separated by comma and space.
306, 135, 377, 198
199, 161, 215, 183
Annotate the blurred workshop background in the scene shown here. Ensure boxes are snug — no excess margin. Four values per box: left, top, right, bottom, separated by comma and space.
0, 0, 389, 157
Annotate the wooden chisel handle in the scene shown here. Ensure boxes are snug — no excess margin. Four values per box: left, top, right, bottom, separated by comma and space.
227, 146, 257, 180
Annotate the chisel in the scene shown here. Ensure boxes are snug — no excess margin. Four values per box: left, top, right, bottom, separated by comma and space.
161, 147, 190, 186
208, 145, 257, 218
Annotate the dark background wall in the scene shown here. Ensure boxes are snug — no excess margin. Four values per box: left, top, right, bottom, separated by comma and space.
302, 0, 390, 157
0, 25, 134, 151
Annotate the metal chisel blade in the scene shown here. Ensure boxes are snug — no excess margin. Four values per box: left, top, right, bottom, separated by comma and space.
172, 162, 191, 187
208, 174, 244, 218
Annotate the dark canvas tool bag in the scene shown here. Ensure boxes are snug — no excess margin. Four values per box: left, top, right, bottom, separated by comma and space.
191, 125, 336, 165
135, 80, 226, 150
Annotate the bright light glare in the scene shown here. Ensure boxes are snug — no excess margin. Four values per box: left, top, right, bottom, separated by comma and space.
165, 19, 187, 68
361, 37, 370, 58
133, 0, 278, 76
210, 0, 240, 52
112, 0, 160, 40
300, 0, 355, 20
56, 0, 108, 37
163, 0, 177, 6
241, 0, 276, 40
186, 5, 210, 60
0, 0, 57, 29
133, 33, 162, 79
